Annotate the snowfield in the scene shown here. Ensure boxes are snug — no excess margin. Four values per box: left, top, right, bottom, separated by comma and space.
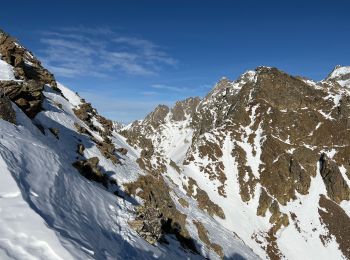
0, 59, 15, 81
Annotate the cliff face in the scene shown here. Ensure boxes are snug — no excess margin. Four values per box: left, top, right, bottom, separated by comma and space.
124, 66, 350, 259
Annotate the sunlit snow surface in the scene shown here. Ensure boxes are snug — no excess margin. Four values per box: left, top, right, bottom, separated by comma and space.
329, 66, 350, 79
0, 59, 15, 80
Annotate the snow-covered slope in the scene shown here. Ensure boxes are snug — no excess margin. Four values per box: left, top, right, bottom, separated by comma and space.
0, 59, 15, 80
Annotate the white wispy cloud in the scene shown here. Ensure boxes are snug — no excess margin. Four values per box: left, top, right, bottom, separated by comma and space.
38, 27, 177, 78
151, 84, 188, 92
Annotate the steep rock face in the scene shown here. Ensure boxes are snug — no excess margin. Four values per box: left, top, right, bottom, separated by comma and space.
124, 66, 350, 259
319, 154, 350, 203
319, 195, 350, 259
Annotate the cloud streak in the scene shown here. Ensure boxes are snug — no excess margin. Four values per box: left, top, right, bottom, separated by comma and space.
151, 84, 187, 92
38, 27, 177, 78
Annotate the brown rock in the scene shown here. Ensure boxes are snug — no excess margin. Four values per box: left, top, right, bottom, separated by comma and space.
319, 195, 350, 259
72, 157, 106, 184
319, 153, 350, 203
77, 144, 85, 156
0, 95, 16, 124
116, 147, 128, 155
15, 98, 28, 107
48, 128, 60, 139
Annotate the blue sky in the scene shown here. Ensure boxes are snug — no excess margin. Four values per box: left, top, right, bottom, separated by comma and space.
1, 0, 349, 122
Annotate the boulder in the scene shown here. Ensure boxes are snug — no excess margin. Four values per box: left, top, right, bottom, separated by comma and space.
49, 128, 60, 139
72, 157, 106, 184
0, 95, 16, 124
116, 147, 128, 155
77, 144, 85, 156
128, 205, 163, 245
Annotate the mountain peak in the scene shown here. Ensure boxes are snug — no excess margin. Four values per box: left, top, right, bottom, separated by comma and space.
327, 65, 350, 79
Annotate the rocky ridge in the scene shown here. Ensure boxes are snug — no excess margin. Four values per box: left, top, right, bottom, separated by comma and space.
123, 65, 350, 259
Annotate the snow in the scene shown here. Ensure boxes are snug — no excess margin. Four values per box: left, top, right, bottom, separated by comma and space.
56, 82, 82, 106
0, 154, 72, 260
237, 105, 265, 178
338, 79, 350, 88
321, 148, 337, 159
0, 59, 15, 80
339, 166, 350, 217
318, 110, 335, 120
179, 133, 270, 258
329, 66, 350, 79
277, 162, 345, 260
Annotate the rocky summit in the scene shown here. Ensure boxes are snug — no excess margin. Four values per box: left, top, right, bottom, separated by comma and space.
0, 30, 349, 260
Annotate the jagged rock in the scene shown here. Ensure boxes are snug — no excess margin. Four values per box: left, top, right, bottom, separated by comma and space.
95, 114, 113, 136
257, 188, 272, 217
178, 198, 189, 208
185, 177, 225, 219
319, 153, 350, 203
77, 144, 85, 156
116, 147, 128, 155
49, 128, 60, 139
143, 104, 169, 128
73, 100, 119, 164
125, 175, 198, 252
128, 205, 163, 245
0, 31, 57, 89
0, 95, 16, 124
96, 141, 120, 164
15, 98, 28, 107
192, 220, 224, 258
74, 123, 92, 136
72, 157, 106, 184
318, 195, 350, 259
171, 97, 200, 121
73, 103, 93, 122
0, 80, 43, 118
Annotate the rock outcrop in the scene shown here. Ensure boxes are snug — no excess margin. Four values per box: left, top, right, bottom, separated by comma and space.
319, 153, 350, 203
73, 157, 107, 185
0, 31, 57, 88
0, 94, 16, 124
0, 31, 60, 118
